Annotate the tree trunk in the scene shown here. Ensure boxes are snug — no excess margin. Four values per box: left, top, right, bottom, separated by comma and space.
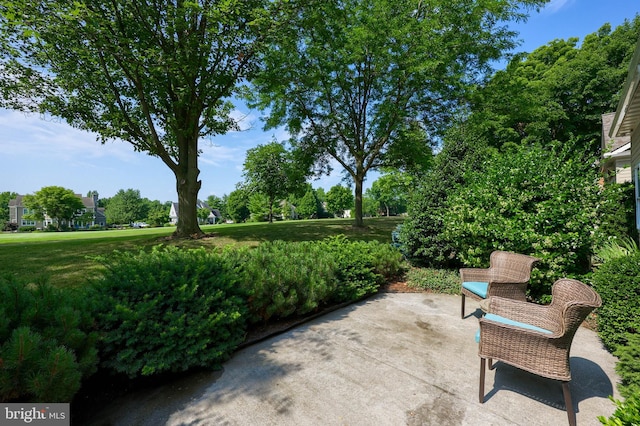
354, 176, 364, 228
173, 135, 203, 238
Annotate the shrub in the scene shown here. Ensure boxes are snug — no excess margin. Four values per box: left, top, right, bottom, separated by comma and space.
0, 275, 98, 402
18, 226, 36, 232
321, 235, 404, 302
442, 142, 600, 299
598, 394, 640, 426
594, 182, 638, 246
89, 246, 248, 378
614, 333, 640, 399
402, 124, 488, 267
228, 240, 338, 323
405, 268, 460, 294
591, 252, 640, 351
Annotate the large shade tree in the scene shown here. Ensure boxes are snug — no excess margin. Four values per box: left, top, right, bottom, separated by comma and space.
250, 0, 547, 227
0, 0, 285, 238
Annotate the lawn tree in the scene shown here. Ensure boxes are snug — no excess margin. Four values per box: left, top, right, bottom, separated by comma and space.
105, 189, 147, 225
0, 0, 289, 238
0, 191, 17, 226
326, 185, 354, 218
23, 186, 85, 230
226, 188, 250, 223
243, 141, 307, 223
250, 0, 546, 227
368, 171, 413, 216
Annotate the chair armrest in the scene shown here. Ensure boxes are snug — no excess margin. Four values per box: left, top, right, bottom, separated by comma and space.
460, 268, 491, 283
487, 297, 559, 333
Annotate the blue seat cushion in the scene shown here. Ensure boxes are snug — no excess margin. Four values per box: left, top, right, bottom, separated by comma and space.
483, 313, 552, 334
462, 281, 489, 299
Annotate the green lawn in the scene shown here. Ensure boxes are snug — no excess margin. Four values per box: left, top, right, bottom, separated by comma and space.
0, 217, 403, 288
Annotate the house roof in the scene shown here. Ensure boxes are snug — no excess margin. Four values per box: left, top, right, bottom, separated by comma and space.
610, 35, 640, 138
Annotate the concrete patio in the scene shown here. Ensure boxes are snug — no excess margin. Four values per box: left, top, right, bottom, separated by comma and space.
85, 292, 620, 425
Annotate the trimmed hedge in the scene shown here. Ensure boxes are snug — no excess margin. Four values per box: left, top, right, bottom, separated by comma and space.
591, 252, 640, 351
89, 246, 248, 378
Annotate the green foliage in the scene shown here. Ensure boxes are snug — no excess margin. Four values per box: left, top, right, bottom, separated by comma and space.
0, 191, 17, 223
0, 0, 284, 238
593, 236, 639, 266
615, 333, 640, 399
320, 235, 404, 302
295, 187, 321, 219
226, 189, 251, 223
229, 241, 338, 323
402, 123, 489, 267
594, 182, 639, 247
598, 394, 640, 426
243, 141, 308, 222
18, 226, 36, 232
405, 268, 460, 295
442, 142, 600, 298
225, 236, 404, 323
0, 275, 98, 402
326, 185, 354, 217
251, 0, 543, 227
470, 17, 640, 154
367, 171, 413, 216
105, 189, 147, 225
23, 186, 85, 230
592, 252, 640, 351
89, 246, 248, 378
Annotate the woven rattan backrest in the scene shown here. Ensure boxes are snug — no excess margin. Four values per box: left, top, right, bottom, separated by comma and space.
489, 251, 539, 282
549, 279, 602, 338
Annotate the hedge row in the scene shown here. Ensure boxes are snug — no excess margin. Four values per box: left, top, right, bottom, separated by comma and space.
0, 236, 404, 402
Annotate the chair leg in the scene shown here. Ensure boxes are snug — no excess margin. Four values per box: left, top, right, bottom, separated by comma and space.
488, 358, 494, 370
562, 382, 576, 426
479, 358, 486, 403
461, 294, 466, 319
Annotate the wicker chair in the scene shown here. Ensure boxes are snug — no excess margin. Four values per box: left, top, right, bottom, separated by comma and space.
477, 278, 602, 426
460, 250, 539, 318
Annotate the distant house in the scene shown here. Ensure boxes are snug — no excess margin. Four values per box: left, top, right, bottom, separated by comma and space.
169, 200, 221, 224
608, 35, 640, 231
601, 112, 631, 184
8, 192, 106, 229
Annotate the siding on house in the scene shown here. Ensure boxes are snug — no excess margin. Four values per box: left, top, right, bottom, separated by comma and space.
609, 35, 640, 231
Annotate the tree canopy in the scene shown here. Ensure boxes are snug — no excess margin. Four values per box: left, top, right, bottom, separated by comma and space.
23, 186, 85, 230
105, 189, 147, 225
325, 185, 353, 217
468, 16, 640, 153
243, 141, 307, 222
250, 0, 546, 226
0, 0, 286, 238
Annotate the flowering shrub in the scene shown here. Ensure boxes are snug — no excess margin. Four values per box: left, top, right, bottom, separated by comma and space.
442, 142, 600, 299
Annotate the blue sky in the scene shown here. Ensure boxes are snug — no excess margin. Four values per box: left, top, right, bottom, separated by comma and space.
2, 0, 640, 203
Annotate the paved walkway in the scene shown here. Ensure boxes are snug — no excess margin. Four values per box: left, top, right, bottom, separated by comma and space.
86, 293, 620, 425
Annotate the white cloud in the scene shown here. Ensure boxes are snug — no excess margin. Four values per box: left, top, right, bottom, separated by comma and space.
543, 0, 574, 14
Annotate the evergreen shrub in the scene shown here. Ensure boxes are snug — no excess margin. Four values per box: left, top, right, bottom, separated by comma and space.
614, 333, 640, 399
0, 276, 98, 402
229, 240, 338, 323
89, 246, 247, 378
598, 394, 640, 426
591, 252, 640, 351
321, 235, 404, 302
